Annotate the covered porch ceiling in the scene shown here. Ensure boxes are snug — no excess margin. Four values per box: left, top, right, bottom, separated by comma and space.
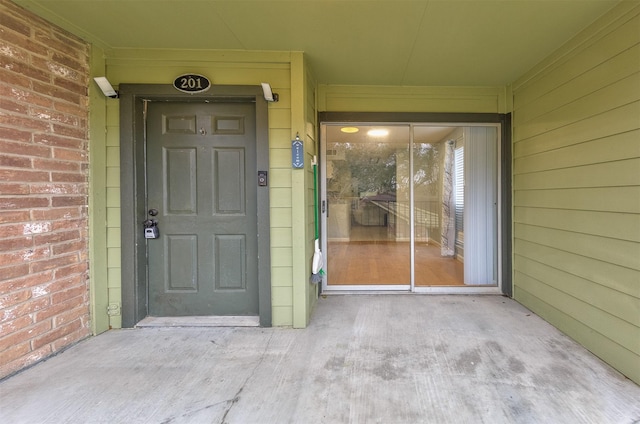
14, 0, 620, 86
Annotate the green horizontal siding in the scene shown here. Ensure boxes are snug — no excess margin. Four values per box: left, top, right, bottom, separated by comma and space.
100, 50, 296, 327
512, 3, 640, 384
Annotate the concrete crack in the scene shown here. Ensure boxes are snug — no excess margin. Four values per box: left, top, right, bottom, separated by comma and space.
219, 387, 243, 424
218, 331, 275, 424
160, 398, 235, 424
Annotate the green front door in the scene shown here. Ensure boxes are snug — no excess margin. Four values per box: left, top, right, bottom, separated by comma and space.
146, 101, 259, 316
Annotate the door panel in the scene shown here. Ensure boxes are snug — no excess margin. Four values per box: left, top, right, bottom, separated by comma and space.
324, 125, 411, 287
147, 102, 258, 316
214, 149, 245, 213
165, 148, 197, 214
215, 235, 246, 289
164, 235, 198, 291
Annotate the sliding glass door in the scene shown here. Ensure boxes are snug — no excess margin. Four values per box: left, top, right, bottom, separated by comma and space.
321, 123, 499, 291
324, 125, 411, 289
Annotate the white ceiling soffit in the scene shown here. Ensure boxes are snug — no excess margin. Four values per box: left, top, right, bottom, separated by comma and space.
13, 0, 620, 86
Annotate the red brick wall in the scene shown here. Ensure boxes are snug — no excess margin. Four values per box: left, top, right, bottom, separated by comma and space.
0, 0, 91, 379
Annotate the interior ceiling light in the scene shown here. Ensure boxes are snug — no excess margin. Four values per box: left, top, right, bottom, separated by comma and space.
367, 129, 389, 137
340, 127, 359, 133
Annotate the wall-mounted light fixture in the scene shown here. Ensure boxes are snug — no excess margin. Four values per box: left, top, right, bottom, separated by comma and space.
261, 82, 279, 102
93, 77, 118, 98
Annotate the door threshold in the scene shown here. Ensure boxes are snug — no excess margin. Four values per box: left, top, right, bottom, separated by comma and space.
322, 286, 502, 295
136, 316, 260, 328
322, 290, 412, 295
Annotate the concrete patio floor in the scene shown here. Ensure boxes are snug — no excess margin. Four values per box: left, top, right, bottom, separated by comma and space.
1, 295, 639, 424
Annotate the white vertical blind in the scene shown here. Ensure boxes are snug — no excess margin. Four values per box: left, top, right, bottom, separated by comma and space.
454, 145, 464, 253
464, 127, 498, 285
440, 140, 456, 256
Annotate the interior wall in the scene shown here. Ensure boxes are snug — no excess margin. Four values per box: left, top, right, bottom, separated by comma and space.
101, 49, 303, 327
511, 2, 640, 384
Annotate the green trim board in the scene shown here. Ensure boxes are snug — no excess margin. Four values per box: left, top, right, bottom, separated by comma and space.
290, 52, 310, 328
88, 45, 110, 334
317, 85, 508, 113
318, 112, 505, 124
500, 113, 513, 297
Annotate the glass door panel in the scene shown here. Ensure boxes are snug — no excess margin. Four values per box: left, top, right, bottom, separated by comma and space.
413, 125, 498, 287
412, 126, 464, 286
325, 125, 410, 287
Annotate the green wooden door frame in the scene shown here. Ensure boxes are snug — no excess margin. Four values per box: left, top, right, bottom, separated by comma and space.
118, 84, 272, 327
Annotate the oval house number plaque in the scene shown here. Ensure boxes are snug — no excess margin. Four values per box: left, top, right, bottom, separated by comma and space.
173, 74, 211, 94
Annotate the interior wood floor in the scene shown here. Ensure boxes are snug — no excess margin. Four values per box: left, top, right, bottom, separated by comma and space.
327, 225, 464, 286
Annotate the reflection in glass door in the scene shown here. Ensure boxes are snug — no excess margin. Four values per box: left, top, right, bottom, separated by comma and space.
412, 126, 464, 286
322, 123, 499, 291
324, 125, 411, 288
